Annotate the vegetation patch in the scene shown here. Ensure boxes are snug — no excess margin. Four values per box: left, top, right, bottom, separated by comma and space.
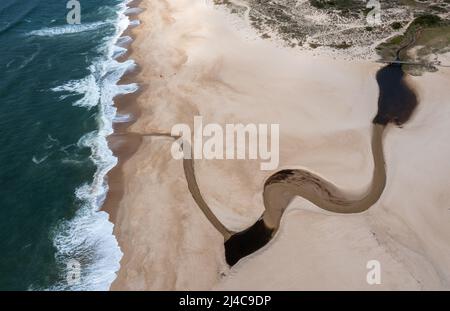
377, 14, 450, 75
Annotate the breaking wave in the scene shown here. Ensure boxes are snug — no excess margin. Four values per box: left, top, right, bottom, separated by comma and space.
47, 0, 138, 291
28, 21, 108, 37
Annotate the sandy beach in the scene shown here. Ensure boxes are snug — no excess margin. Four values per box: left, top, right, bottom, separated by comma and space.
106, 0, 450, 290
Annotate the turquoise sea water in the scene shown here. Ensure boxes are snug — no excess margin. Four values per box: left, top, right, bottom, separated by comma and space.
0, 0, 135, 290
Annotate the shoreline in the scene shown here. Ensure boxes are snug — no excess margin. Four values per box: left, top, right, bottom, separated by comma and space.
102, 0, 144, 223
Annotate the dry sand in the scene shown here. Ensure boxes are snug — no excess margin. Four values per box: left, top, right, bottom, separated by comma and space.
108, 0, 450, 290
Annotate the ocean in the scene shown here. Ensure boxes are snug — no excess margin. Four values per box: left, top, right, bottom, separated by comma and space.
0, 0, 136, 290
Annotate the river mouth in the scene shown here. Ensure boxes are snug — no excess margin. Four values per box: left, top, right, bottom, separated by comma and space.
222, 63, 418, 267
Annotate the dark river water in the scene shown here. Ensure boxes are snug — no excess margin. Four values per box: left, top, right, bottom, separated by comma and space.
373, 63, 418, 126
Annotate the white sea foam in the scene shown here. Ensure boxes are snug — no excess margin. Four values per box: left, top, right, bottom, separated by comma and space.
52, 60, 137, 109
29, 21, 108, 37
113, 113, 133, 123
116, 35, 133, 47
52, 70, 100, 109
113, 45, 128, 59
129, 19, 141, 27
32, 155, 49, 165
125, 7, 143, 16
48, 0, 138, 291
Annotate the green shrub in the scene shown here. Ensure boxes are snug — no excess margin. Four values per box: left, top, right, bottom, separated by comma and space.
411, 14, 442, 28
391, 22, 403, 30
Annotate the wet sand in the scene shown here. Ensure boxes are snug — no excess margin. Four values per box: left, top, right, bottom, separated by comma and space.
102, 0, 144, 223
